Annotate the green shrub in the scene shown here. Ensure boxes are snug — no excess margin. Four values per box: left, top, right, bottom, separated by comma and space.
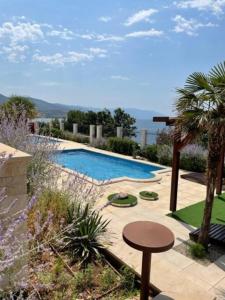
37, 271, 54, 285
107, 137, 138, 156
157, 144, 173, 166
180, 155, 206, 172
50, 128, 64, 139
52, 258, 64, 276
180, 145, 206, 173
189, 242, 206, 259
139, 191, 158, 200
99, 266, 118, 291
120, 266, 136, 291
74, 265, 94, 292
63, 204, 110, 265
141, 145, 158, 162
63, 131, 89, 144
39, 122, 50, 135
29, 189, 70, 233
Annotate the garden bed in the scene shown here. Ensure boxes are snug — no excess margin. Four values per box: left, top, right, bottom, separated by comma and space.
26, 245, 140, 300
108, 193, 137, 207
139, 191, 158, 201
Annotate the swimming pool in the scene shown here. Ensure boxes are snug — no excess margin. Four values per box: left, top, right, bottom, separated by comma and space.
55, 149, 164, 181
28, 135, 60, 144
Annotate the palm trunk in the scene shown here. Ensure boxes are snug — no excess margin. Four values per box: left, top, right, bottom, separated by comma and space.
198, 133, 221, 248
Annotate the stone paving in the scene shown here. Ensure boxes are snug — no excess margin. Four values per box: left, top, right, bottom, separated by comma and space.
57, 139, 225, 300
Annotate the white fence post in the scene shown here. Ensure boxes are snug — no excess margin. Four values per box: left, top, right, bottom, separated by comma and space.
59, 119, 64, 131
141, 129, 148, 149
117, 126, 123, 138
90, 125, 95, 144
97, 125, 103, 141
73, 123, 78, 135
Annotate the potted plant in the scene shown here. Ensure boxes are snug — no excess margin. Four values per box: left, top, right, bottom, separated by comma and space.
139, 191, 158, 201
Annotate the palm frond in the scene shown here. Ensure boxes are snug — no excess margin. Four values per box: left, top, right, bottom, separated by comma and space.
209, 61, 225, 79
185, 72, 213, 93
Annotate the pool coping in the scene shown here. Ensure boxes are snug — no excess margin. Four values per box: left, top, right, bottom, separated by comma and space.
54, 146, 171, 186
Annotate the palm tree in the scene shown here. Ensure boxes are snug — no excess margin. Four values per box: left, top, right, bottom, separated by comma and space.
175, 62, 225, 247
2, 95, 38, 119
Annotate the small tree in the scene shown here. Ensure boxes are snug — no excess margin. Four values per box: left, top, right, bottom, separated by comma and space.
113, 108, 136, 137
175, 61, 225, 247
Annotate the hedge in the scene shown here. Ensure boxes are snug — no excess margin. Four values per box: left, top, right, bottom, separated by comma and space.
107, 137, 138, 156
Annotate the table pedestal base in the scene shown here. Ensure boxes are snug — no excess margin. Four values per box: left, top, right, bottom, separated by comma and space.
140, 251, 151, 300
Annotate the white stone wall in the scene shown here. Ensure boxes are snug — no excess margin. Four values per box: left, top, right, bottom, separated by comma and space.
0, 143, 31, 288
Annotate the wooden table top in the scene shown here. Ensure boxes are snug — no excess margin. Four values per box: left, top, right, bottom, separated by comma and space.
123, 221, 174, 253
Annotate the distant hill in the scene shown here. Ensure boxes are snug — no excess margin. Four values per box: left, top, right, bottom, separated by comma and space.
0, 93, 163, 121
0, 93, 8, 103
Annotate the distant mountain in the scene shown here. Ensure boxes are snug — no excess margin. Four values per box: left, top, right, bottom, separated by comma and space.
0, 93, 8, 103
0, 93, 163, 121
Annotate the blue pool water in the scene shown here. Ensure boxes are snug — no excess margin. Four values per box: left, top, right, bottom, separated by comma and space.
55, 149, 163, 181
28, 135, 60, 144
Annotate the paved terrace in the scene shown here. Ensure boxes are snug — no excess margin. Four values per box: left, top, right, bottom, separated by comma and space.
57, 139, 225, 300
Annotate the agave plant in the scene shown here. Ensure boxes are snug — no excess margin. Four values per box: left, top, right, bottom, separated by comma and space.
62, 204, 110, 265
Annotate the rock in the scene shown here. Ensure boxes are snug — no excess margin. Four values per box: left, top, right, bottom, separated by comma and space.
115, 193, 128, 200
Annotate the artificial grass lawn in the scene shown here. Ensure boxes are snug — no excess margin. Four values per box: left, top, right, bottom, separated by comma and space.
108, 194, 137, 206
139, 191, 158, 200
169, 193, 225, 228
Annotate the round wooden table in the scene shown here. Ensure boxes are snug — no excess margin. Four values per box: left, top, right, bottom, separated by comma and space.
123, 221, 174, 300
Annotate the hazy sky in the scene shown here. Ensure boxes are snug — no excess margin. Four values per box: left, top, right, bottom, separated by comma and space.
0, 0, 224, 114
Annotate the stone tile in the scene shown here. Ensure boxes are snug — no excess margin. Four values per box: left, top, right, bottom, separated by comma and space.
183, 262, 225, 287
210, 277, 225, 300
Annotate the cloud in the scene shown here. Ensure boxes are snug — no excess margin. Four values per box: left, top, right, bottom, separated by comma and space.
33, 48, 108, 66
0, 19, 78, 62
0, 21, 44, 43
173, 15, 216, 36
126, 29, 163, 38
33, 52, 92, 66
47, 28, 74, 40
78, 33, 124, 42
89, 47, 107, 57
174, 0, 225, 15
98, 16, 112, 22
77, 29, 163, 42
1, 44, 29, 62
111, 75, 130, 80
124, 9, 158, 26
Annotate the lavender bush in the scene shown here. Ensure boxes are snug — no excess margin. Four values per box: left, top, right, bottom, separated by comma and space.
157, 144, 173, 166
0, 104, 59, 194
180, 144, 207, 172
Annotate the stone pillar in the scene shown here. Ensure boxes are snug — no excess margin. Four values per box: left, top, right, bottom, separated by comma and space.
89, 125, 95, 144
97, 125, 103, 140
34, 121, 39, 134
59, 119, 64, 131
73, 123, 78, 135
141, 129, 148, 149
117, 126, 123, 138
